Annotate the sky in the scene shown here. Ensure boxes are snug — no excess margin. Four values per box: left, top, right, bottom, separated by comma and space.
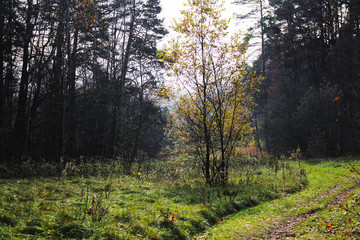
159, 0, 243, 31
159, 0, 185, 29
158, 0, 260, 61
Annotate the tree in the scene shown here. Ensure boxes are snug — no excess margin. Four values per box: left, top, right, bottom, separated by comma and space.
254, 0, 360, 156
0, 0, 10, 162
14, 0, 34, 153
159, 0, 260, 186
232, 0, 274, 154
0, 0, 167, 170
96, 0, 167, 172
233, 0, 270, 74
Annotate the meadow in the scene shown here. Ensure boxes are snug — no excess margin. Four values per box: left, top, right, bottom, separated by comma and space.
0, 156, 359, 239
203, 158, 360, 239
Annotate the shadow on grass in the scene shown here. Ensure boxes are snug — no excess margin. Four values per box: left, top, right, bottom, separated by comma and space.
160, 221, 187, 240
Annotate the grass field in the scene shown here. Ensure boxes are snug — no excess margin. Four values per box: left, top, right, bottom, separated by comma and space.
0, 157, 358, 239
201, 158, 360, 239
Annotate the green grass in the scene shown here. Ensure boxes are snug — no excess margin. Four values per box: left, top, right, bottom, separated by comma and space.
283, 161, 360, 239
1, 157, 357, 239
200, 157, 360, 239
0, 156, 306, 239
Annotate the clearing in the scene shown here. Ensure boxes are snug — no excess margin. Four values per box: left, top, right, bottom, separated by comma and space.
0, 158, 359, 239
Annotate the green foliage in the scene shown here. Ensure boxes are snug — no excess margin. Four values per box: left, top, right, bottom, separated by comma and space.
87, 193, 109, 222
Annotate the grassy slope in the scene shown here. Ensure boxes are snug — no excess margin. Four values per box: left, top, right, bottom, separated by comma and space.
285, 187, 360, 239
0, 157, 306, 239
0, 176, 210, 239
0, 158, 358, 239
200, 158, 360, 239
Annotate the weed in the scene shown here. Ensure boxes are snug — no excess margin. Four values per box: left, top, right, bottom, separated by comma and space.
62, 162, 79, 177
114, 209, 132, 223
87, 194, 109, 222
158, 208, 179, 225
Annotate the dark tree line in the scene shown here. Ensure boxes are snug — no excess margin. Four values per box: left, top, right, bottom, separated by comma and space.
0, 0, 167, 170
252, 0, 360, 156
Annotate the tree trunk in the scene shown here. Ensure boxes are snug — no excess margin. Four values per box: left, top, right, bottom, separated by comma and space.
3, 2, 14, 161
0, 0, 5, 162
49, 0, 67, 162
260, 0, 265, 75
110, 0, 136, 156
66, 28, 78, 158
14, 0, 33, 155
0, 0, 4, 122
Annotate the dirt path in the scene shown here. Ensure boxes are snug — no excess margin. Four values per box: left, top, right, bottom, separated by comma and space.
263, 178, 360, 240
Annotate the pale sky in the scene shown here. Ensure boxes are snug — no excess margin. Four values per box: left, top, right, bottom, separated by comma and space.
158, 0, 259, 61
159, 0, 185, 29
159, 0, 243, 31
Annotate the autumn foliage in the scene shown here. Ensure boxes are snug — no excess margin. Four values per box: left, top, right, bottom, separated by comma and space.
159, 0, 261, 186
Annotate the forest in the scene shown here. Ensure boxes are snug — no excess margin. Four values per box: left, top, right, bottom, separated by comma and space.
0, 0, 168, 173
253, 0, 360, 157
0, 0, 360, 239
0, 0, 359, 174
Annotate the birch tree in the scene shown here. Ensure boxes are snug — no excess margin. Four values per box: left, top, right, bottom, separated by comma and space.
159, 0, 261, 186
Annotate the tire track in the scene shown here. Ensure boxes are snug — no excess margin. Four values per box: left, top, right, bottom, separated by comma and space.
263, 178, 360, 240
